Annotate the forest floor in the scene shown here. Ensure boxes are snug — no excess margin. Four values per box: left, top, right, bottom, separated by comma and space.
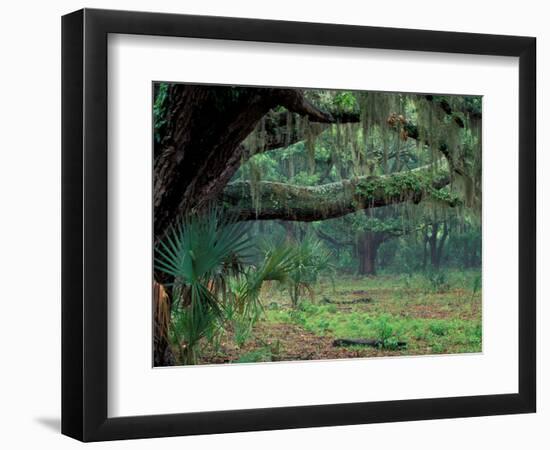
198, 269, 482, 364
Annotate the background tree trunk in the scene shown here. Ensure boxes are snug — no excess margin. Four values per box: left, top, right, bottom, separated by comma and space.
435, 221, 449, 268
426, 221, 449, 269
357, 231, 384, 275
423, 227, 429, 270
428, 222, 440, 268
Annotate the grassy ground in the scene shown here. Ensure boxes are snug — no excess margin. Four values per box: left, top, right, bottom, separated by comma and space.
198, 269, 482, 364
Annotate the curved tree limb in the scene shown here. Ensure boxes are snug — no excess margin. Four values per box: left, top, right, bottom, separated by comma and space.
424, 94, 482, 127
223, 165, 456, 222
314, 227, 355, 247
250, 112, 329, 155
275, 89, 335, 123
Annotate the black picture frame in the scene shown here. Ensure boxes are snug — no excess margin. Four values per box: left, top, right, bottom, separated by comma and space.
62, 8, 536, 442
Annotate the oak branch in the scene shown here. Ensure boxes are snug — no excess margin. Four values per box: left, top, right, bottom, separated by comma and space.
223, 165, 455, 222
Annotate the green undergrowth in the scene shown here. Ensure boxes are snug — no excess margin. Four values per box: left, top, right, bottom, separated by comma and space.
266, 307, 481, 354
262, 269, 482, 355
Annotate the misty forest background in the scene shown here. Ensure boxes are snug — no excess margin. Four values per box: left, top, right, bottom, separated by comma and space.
152, 84, 482, 366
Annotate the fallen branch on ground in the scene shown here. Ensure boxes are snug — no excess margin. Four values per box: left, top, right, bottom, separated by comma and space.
332, 338, 407, 349
321, 297, 373, 305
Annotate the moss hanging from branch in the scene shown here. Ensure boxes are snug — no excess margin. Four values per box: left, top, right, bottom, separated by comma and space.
223, 162, 456, 222
232, 90, 481, 224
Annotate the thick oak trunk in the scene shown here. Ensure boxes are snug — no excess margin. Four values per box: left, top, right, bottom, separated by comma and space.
153, 85, 279, 242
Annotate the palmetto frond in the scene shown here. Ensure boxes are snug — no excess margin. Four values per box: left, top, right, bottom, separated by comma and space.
154, 209, 252, 364
155, 209, 251, 284
231, 244, 298, 318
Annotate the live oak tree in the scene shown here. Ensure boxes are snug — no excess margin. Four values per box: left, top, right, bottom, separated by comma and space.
152, 83, 481, 365
313, 207, 422, 276
154, 85, 480, 238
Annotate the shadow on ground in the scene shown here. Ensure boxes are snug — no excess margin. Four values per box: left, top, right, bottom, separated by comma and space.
35, 417, 61, 433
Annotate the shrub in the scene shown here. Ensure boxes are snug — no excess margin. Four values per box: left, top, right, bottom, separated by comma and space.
424, 270, 451, 293
429, 321, 448, 336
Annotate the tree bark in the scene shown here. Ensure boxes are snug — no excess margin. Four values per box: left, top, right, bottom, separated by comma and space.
153, 85, 282, 242
153, 282, 175, 367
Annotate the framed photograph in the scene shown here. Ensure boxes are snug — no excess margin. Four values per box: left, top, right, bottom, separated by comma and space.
61, 8, 536, 442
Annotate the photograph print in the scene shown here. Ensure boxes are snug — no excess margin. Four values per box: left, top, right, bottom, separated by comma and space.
152, 83, 482, 367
